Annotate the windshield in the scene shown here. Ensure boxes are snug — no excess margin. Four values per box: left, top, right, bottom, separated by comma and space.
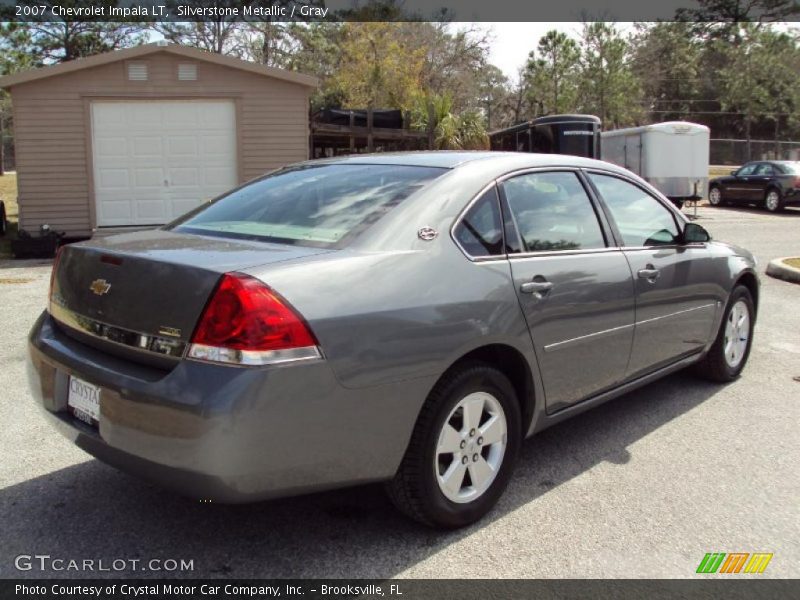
170, 164, 447, 248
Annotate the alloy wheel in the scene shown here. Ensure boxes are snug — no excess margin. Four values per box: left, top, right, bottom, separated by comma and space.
765, 190, 780, 212
435, 391, 507, 504
724, 299, 750, 369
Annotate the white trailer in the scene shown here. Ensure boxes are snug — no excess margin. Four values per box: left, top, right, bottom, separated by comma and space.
601, 121, 710, 207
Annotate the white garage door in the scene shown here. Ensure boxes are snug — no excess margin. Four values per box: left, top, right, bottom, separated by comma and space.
91, 100, 237, 227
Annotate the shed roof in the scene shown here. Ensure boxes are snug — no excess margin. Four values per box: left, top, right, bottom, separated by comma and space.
0, 43, 319, 89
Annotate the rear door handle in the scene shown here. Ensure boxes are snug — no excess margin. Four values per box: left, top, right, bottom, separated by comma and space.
638, 267, 660, 281
520, 280, 554, 294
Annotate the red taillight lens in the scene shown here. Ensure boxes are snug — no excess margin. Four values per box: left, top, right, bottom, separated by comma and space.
188, 272, 319, 365
48, 245, 65, 312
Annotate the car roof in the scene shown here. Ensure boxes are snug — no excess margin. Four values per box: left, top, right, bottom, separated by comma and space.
298, 151, 617, 171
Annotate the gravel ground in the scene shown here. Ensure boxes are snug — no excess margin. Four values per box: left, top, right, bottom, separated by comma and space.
0, 205, 798, 579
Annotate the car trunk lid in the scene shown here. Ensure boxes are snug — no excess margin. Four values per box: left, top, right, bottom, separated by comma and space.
50, 229, 331, 364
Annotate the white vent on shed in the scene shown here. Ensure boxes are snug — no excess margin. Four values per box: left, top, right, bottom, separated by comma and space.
127, 63, 148, 81
178, 63, 197, 81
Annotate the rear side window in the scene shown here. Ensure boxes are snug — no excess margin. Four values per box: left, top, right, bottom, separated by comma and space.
588, 173, 679, 247
501, 171, 606, 252
171, 164, 446, 248
454, 187, 504, 257
780, 162, 800, 175
754, 163, 775, 176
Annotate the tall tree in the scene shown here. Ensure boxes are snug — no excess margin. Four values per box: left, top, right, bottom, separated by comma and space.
0, 1, 146, 65
329, 23, 426, 109
152, 1, 245, 55
718, 23, 800, 158
577, 22, 643, 128
524, 30, 581, 116
630, 22, 703, 120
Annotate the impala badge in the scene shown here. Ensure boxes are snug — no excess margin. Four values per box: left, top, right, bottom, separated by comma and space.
89, 279, 111, 296
418, 227, 439, 241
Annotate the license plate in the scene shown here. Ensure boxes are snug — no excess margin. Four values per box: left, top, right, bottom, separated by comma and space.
67, 376, 101, 423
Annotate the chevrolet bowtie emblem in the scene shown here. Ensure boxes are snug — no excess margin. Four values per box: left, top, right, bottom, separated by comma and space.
89, 279, 111, 296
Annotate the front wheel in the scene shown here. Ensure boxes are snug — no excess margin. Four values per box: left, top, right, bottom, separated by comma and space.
764, 189, 783, 212
386, 363, 521, 528
693, 285, 755, 382
708, 186, 723, 207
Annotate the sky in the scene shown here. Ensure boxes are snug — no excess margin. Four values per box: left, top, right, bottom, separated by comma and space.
478, 22, 634, 83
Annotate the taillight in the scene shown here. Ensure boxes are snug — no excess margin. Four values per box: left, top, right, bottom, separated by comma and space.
188, 272, 321, 366
794, 177, 800, 189
48, 245, 65, 313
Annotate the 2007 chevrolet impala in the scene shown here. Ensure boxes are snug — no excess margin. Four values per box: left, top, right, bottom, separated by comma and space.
28, 152, 758, 528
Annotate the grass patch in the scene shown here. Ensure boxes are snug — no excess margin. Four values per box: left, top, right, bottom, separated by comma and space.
709, 165, 738, 179
784, 258, 800, 269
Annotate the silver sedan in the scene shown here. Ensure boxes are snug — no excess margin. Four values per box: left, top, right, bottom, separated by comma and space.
28, 152, 758, 528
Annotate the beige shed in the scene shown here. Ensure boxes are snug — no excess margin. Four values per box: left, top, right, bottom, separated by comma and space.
0, 43, 317, 237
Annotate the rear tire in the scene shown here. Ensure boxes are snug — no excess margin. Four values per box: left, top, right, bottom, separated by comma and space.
386, 362, 521, 528
708, 186, 723, 207
693, 285, 755, 382
764, 188, 783, 212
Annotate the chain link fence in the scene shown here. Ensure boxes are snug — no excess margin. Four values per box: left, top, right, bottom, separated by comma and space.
710, 139, 800, 165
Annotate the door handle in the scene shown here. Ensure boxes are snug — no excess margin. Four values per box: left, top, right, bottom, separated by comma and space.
520, 280, 554, 294
638, 267, 660, 281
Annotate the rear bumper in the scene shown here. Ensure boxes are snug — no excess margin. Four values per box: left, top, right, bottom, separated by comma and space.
783, 188, 800, 205
28, 312, 429, 502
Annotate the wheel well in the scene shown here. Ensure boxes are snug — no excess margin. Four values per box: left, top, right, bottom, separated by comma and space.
736, 272, 759, 313
443, 344, 536, 434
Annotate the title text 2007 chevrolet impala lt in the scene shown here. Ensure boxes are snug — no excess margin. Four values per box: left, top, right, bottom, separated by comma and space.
28, 152, 758, 528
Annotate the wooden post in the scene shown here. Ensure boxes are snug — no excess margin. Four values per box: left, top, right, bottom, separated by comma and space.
427, 101, 435, 150
349, 111, 355, 154
0, 110, 4, 176
366, 107, 374, 153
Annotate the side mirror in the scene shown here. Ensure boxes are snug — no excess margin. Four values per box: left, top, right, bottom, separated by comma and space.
683, 222, 710, 243
730, 169, 739, 176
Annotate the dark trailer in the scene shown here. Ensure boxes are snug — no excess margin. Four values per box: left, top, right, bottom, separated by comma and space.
490, 114, 601, 159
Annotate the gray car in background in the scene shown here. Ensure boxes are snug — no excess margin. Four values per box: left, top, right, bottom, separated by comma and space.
28, 152, 758, 528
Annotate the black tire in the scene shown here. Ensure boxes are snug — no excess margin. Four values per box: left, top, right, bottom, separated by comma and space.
764, 188, 784, 212
0, 201, 6, 236
708, 186, 724, 207
386, 362, 522, 528
693, 285, 755, 382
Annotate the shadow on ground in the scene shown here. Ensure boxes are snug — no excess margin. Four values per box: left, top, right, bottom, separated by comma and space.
0, 371, 723, 579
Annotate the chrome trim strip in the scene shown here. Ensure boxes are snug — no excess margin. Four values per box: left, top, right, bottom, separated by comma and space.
635, 303, 717, 326
49, 305, 187, 358
187, 344, 323, 367
544, 322, 634, 353
544, 303, 717, 353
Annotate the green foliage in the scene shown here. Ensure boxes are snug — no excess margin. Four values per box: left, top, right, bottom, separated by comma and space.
411, 93, 489, 150
524, 30, 580, 116
0, 1, 146, 65
576, 23, 643, 128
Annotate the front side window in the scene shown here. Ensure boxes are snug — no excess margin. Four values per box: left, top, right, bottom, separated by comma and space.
501, 171, 606, 252
172, 164, 446, 248
454, 187, 504, 257
588, 173, 680, 247
737, 164, 757, 176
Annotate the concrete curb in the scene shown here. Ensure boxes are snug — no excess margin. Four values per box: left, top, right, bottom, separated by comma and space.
766, 257, 800, 284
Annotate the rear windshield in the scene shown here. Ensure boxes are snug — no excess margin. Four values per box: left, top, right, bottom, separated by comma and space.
170, 164, 446, 248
